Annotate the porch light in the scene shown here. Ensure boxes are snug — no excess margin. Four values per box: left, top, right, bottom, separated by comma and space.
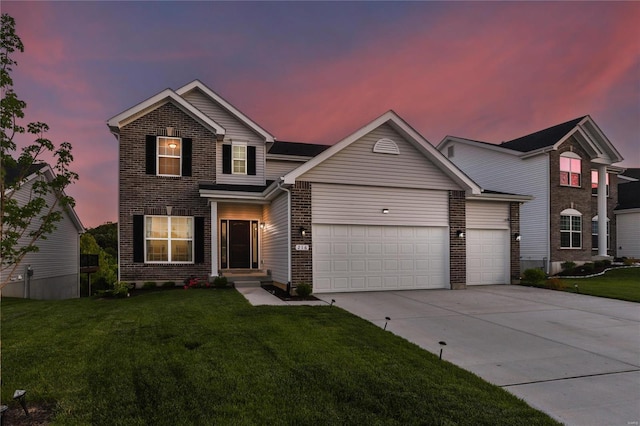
299, 227, 307, 237
382, 208, 390, 214
514, 233, 522, 241
456, 230, 465, 239
260, 223, 265, 230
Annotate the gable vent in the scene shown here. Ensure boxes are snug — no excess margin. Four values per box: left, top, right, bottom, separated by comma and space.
373, 138, 400, 155
156, 127, 182, 137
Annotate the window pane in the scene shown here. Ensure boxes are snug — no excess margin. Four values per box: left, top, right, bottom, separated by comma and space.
147, 240, 168, 262
171, 240, 193, 262
570, 158, 581, 172
158, 138, 181, 156
233, 159, 246, 174
147, 217, 168, 238
171, 217, 192, 239
159, 157, 181, 175
572, 232, 581, 248
559, 172, 569, 186
591, 220, 598, 234
560, 157, 571, 172
232, 145, 246, 159
592, 234, 598, 249
560, 216, 570, 231
560, 232, 571, 248
570, 173, 580, 187
571, 216, 581, 231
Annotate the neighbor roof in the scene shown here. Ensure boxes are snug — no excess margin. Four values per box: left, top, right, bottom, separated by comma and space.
499, 116, 587, 152
621, 168, 640, 181
268, 141, 331, 157
617, 181, 640, 210
2, 162, 48, 186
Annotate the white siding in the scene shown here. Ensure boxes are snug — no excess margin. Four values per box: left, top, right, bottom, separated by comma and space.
466, 201, 510, 229
300, 124, 461, 191
312, 183, 448, 227
262, 193, 289, 284
445, 142, 548, 261
266, 159, 305, 181
615, 211, 640, 258
218, 203, 263, 221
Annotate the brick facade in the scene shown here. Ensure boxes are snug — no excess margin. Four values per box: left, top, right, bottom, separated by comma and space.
119, 102, 215, 283
549, 137, 617, 267
448, 190, 466, 289
509, 202, 521, 282
290, 181, 313, 287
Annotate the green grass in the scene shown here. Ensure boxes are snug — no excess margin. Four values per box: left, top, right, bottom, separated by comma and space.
554, 267, 640, 302
1, 289, 559, 425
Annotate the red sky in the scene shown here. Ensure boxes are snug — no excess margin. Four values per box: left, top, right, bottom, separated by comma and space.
3, 1, 639, 228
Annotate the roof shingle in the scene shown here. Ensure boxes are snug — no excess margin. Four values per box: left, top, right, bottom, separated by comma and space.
499, 116, 586, 153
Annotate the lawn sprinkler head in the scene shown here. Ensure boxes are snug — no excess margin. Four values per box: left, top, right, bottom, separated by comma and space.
438, 341, 447, 360
384, 316, 391, 330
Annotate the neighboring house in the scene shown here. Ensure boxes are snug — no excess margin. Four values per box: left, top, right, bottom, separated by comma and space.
438, 116, 625, 274
107, 80, 530, 293
2, 163, 85, 299
615, 168, 640, 259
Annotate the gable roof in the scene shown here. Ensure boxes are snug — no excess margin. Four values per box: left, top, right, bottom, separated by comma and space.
2, 162, 48, 186
617, 181, 640, 210
283, 110, 482, 194
621, 168, 640, 181
107, 88, 226, 138
268, 141, 330, 157
499, 116, 586, 152
175, 80, 275, 143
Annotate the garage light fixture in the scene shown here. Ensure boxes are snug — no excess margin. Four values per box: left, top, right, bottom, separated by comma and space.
456, 230, 465, 239
382, 208, 390, 214
514, 233, 521, 241
299, 227, 307, 237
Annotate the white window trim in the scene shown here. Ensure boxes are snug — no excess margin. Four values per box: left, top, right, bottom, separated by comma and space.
232, 142, 247, 175
591, 216, 610, 251
157, 136, 182, 177
591, 170, 609, 197
560, 208, 582, 249
144, 215, 194, 264
559, 152, 581, 188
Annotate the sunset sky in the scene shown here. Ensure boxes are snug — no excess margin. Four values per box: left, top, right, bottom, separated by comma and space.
3, 1, 639, 228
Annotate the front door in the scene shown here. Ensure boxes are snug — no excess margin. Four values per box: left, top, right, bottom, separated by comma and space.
229, 220, 251, 268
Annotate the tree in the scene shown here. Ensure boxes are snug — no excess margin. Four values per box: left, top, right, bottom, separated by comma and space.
0, 13, 78, 288
80, 232, 117, 294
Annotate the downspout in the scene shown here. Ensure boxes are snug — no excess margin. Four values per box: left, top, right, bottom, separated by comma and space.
111, 130, 122, 283
275, 180, 292, 285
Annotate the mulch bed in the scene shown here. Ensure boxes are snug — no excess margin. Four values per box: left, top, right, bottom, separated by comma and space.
261, 284, 319, 301
2, 402, 56, 425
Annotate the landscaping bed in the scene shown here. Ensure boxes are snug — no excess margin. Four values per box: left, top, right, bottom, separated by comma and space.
261, 283, 319, 301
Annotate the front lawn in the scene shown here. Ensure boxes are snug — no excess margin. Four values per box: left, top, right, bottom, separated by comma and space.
553, 267, 640, 302
1, 290, 558, 425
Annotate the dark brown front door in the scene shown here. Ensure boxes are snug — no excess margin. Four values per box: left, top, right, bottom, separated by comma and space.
229, 220, 251, 268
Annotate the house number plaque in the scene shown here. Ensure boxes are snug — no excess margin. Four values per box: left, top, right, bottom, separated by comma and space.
295, 245, 310, 251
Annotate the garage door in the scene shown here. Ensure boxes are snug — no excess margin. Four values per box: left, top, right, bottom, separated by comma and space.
466, 229, 509, 285
313, 224, 447, 293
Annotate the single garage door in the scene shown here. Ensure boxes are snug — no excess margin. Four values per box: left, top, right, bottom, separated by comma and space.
313, 224, 448, 293
466, 229, 509, 285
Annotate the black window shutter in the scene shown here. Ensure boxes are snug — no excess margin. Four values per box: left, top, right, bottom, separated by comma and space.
194, 217, 205, 264
182, 138, 192, 177
133, 215, 145, 263
222, 144, 231, 174
145, 136, 156, 175
247, 146, 256, 176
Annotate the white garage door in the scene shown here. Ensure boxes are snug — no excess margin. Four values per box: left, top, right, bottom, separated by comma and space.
313, 224, 448, 293
466, 229, 509, 285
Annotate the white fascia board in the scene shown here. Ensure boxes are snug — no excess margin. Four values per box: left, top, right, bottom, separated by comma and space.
614, 208, 640, 215
266, 154, 313, 162
198, 190, 269, 204
579, 116, 624, 163
466, 193, 534, 203
107, 89, 226, 136
437, 136, 523, 157
176, 80, 275, 143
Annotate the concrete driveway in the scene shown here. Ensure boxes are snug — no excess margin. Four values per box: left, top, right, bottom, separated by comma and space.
316, 285, 640, 426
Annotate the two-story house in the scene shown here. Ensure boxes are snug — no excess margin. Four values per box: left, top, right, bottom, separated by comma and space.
108, 80, 530, 293
438, 116, 624, 274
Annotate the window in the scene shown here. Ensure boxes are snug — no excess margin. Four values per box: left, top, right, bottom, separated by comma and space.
560, 209, 582, 248
232, 144, 247, 174
559, 153, 581, 187
157, 137, 181, 176
591, 216, 610, 251
591, 170, 609, 196
145, 216, 193, 263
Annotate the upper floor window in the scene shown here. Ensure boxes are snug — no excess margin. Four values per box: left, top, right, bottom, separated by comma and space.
145, 215, 193, 263
560, 153, 581, 187
591, 170, 609, 196
158, 137, 182, 176
232, 144, 247, 174
222, 143, 257, 176
560, 208, 582, 249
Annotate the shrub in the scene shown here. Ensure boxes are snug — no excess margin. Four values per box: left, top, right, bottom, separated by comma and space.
162, 281, 176, 288
522, 268, 546, 285
581, 262, 595, 274
545, 277, 566, 290
295, 282, 312, 297
561, 261, 576, 272
213, 276, 228, 288
623, 258, 636, 266
112, 281, 130, 298
594, 260, 605, 270
183, 276, 210, 289
142, 281, 157, 290
602, 259, 612, 268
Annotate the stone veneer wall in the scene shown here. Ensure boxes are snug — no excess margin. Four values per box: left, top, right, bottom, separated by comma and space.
119, 102, 215, 283
449, 190, 466, 289
510, 202, 521, 283
290, 181, 313, 287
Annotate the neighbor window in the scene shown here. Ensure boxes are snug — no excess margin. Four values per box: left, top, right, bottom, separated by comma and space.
591, 216, 610, 251
560, 209, 582, 249
145, 216, 193, 263
232, 144, 247, 174
591, 170, 609, 196
157, 137, 182, 176
559, 153, 581, 187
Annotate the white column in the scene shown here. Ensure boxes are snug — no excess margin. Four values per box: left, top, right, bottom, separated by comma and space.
210, 201, 218, 276
597, 165, 607, 257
